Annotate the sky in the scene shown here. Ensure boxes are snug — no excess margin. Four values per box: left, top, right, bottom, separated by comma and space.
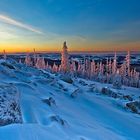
0, 0, 140, 52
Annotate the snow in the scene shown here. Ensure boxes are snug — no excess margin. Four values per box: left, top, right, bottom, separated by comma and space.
0, 59, 140, 140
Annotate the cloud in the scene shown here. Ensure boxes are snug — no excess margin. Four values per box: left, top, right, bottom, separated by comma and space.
0, 31, 17, 40
0, 14, 43, 34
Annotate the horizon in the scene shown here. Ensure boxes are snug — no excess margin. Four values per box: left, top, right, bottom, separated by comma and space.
1, 50, 140, 55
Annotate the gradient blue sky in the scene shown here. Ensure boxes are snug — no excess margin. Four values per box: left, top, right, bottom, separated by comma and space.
0, 0, 140, 52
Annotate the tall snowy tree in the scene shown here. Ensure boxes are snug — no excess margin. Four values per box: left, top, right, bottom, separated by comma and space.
19, 59, 22, 64
99, 61, 104, 75
112, 52, 117, 74
85, 58, 91, 78
106, 58, 109, 73
90, 60, 96, 78
61, 41, 70, 72
33, 48, 37, 66
3, 50, 7, 60
52, 63, 58, 72
109, 58, 112, 74
125, 51, 131, 76
25, 53, 32, 66
35, 56, 46, 69
46, 61, 49, 69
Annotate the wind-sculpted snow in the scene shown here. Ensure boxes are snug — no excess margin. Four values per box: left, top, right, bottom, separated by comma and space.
0, 59, 140, 140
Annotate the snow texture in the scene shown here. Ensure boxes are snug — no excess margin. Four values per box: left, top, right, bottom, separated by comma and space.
0, 59, 140, 140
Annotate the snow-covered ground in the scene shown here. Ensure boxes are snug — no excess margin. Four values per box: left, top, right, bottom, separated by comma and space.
0, 59, 140, 140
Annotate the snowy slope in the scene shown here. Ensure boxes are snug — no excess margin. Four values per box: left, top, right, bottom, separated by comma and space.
0, 59, 140, 140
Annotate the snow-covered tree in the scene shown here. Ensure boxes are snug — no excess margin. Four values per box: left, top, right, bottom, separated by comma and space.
3, 50, 7, 60
125, 51, 131, 76
108, 58, 112, 74
99, 61, 104, 75
112, 52, 117, 74
25, 53, 32, 66
22, 48, 140, 88
61, 41, 70, 72
19, 59, 22, 64
52, 63, 58, 72
33, 48, 37, 66
46, 61, 49, 69
85, 58, 91, 78
35, 56, 46, 69
90, 60, 96, 78
113, 69, 122, 89
106, 58, 109, 73
77, 61, 83, 76
70, 60, 76, 72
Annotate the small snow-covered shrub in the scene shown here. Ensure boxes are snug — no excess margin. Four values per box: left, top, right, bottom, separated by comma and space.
0, 84, 22, 126
113, 73, 122, 89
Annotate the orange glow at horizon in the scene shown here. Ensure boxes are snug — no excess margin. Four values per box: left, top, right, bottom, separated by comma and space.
0, 41, 140, 53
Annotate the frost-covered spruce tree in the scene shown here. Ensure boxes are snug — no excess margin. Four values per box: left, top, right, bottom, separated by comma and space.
112, 52, 117, 74
82, 56, 86, 77
125, 51, 131, 77
70, 60, 76, 72
33, 48, 37, 66
3, 49, 7, 60
35, 56, 40, 68
77, 62, 81, 73
99, 62, 104, 75
108, 58, 112, 74
58, 64, 62, 72
132, 69, 140, 87
19, 59, 22, 64
25, 53, 32, 66
85, 58, 91, 78
119, 51, 131, 86
105, 58, 111, 83
98, 62, 106, 82
46, 61, 49, 69
96, 62, 99, 73
90, 60, 96, 79
61, 41, 70, 72
106, 58, 109, 73
52, 63, 58, 72
77, 61, 83, 76
120, 63, 126, 77
35, 56, 46, 69
81, 62, 86, 78
119, 62, 126, 85
113, 69, 122, 89
69, 60, 77, 77
41, 57, 46, 69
